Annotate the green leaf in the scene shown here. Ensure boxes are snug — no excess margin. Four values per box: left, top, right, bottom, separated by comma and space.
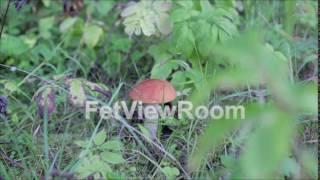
59, 17, 78, 32
100, 140, 123, 151
94, 130, 107, 146
171, 71, 187, 90
0, 35, 29, 56
41, 0, 50, 7
110, 35, 132, 52
100, 151, 125, 164
76, 155, 111, 178
148, 42, 172, 62
151, 60, 179, 79
176, 1, 194, 9
175, 24, 195, 57
171, 9, 192, 22
74, 140, 88, 148
4, 81, 18, 92
95, 0, 114, 16
83, 25, 103, 48
161, 166, 180, 179
39, 16, 55, 39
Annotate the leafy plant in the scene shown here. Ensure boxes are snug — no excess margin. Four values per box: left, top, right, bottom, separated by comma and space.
74, 130, 125, 179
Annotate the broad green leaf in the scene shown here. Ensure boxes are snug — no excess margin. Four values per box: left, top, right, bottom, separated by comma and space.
217, 19, 237, 36
161, 166, 180, 179
100, 140, 123, 151
175, 24, 195, 57
94, 130, 107, 146
110, 35, 132, 52
151, 61, 179, 79
0, 35, 29, 56
83, 25, 103, 48
100, 151, 125, 164
59, 17, 78, 32
176, 1, 194, 9
171, 71, 187, 90
39, 16, 54, 39
171, 9, 192, 22
21, 35, 37, 48
218, 30, 230, 43
95, 0, 114, 16
148, 43, 172, 62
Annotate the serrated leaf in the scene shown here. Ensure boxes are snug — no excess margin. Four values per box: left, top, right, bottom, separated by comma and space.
151, 61, 179, 79
100, 151, 125, 164
171, 9, 192, 22
83, 25, 103, 48
175, 24, 195, 57
121, 1, 171, 36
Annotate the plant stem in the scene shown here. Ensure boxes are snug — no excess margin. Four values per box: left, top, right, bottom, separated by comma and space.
0, 0, 10, 40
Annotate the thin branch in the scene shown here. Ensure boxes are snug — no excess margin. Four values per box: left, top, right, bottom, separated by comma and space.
0, 0, 10, 40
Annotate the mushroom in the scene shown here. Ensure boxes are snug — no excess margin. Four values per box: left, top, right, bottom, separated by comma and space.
129, 79, 176, 140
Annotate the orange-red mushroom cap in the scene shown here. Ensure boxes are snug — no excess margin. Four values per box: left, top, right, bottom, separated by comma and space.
129, 79, 176, 104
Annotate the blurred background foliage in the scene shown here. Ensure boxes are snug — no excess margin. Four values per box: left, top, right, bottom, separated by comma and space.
0, 0, 317, 179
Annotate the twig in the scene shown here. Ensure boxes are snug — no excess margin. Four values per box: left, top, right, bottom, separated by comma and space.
0, 0, 10, 40
0, 151, 25, 170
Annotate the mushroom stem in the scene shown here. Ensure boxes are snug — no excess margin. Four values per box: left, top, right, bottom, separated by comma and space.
144, 104, 160, 140
144, 119, 158, 140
